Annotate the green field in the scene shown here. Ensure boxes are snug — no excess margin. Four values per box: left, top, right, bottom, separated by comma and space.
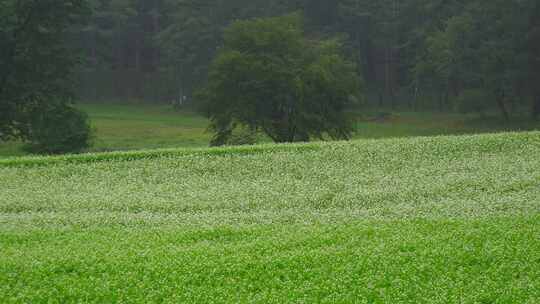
1, 132, 539, 303
0, 103, 210, 157
1, 103, 539, 158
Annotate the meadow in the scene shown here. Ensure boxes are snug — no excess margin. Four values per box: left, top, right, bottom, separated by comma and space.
1, 102, 539, 157
0, 103, 210, 157
0, 132, 539, 303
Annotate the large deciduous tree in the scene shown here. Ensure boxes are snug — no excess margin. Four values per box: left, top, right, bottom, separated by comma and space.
199, 14, 362, 146
0, 0, 92, 153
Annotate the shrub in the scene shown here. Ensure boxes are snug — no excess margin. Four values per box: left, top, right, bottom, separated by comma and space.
23, 103, 92, 154
225, 128, 260, 146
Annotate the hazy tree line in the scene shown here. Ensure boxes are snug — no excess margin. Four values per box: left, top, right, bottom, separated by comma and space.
2, 0, 540, 153
77, 0, 540, 119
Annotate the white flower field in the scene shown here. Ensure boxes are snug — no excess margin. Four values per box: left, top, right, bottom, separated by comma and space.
0, 132, 539, 303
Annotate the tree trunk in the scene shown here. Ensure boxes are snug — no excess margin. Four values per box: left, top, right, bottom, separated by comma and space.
91, 31, 99, 101
439, 89, 449, 112
496, 92, 510, 121
384, 46, 391, 109
134, 36, 141, 72
134, 37, 142, 101
152, 6, 161, 71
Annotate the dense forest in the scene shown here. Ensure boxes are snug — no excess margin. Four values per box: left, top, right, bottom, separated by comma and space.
76, 0, 540, 118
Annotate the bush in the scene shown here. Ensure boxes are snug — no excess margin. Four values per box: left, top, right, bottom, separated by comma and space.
225, 128, 260, 146
24, 103, 92, 154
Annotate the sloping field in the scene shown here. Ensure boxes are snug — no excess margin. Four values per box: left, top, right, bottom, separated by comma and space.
1, 132, 539, 303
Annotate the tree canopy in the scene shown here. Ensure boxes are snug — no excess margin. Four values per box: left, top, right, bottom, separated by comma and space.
0, 0, 92, 153
200, 14, 362, 145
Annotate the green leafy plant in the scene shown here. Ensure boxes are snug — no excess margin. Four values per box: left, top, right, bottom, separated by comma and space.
23, 103, 92, 154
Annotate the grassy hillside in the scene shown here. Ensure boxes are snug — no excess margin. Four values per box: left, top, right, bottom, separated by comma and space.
1, 132, 539, 303
1, 103, 539, 157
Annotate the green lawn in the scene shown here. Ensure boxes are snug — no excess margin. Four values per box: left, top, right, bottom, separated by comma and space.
1, 103, 539, 158
353, 111, 540, 139
82, 103, 211, 151
1, 132, 539, 303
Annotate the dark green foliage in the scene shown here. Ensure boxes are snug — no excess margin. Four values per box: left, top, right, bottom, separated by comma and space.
454, 89, 491, 115
75, 0, 540, 120
200, 14, 362, 145
224, 128, 260, 146
23, 103, 92, 155
529, 1, 540, 119
0, 0, 92, 153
